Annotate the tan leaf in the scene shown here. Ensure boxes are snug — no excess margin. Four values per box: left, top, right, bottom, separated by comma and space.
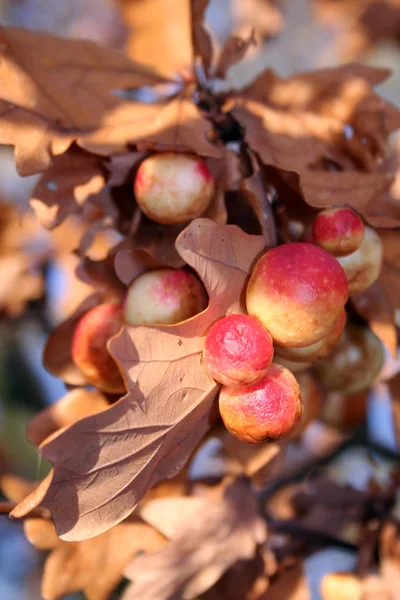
30, 150, 114, 229
219, 429, 282, 486
352, 228, 400, 358
40, 519, 166, 600
239, 168, 277, 244
27, 388, 110, 447
124, 477, 266, 600
230, 65, 400, 224
78, 93, 221, 159
315, 0, 400, 60
37, 219, 264, 541
215, 30, 256, 79
0, 27, 165, 175
191, 0, 213, 75
3, 473, 166, 600
121, 0, 193, 78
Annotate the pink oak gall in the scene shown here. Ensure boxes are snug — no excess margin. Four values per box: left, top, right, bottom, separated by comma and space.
312, 206, 364, 256
203, 314, 274, 386
246, 242, 348, 347
219, 364, 302, 443
71, 303, 125, 394
134, 153, 215, 225
123, 268, 208, 326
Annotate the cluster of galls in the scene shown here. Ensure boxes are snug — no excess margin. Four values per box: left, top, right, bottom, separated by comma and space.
70, 152, 384, 445
205, 206, 384, 443
71, 153, 212, 394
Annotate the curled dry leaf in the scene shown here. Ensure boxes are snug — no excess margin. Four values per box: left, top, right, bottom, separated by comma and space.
315, 0, 400, 60
0, 28, 220, 176
214, 30, 257, 80
0, 201, 49, 316
2, 474, 166, 600
124, 477, 266, 600
30, 149, 114, 230
34, 219, 265, 541
191, 0, 213, 76
121, 0, 193, 78
229, 64, 400, 225
218, 427, 282, 485
0, 27, 165, 175
351, 229, 400, 358
27, 388, 110, 447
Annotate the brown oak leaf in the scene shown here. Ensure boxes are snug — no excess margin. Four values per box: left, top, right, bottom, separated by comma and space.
30, 149, 115, 230
191, 0, 213, 76
229, 64, 400, 225
30, 219, 264, 541
0, 27, 166, 175
121, 0, 193, 78
351, 228, 400, 358
0, 28, 220, 175
315, 0, 400, 60
1, 475, 166, 600
124, 477, 267, 600
27, 388, 110, 447
214, 30, 257, 80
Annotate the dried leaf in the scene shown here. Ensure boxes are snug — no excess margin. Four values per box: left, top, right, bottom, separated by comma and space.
191, 0, 213, 76
38, 519, 166, 600
352, 228, 400, 358
106, 151, 146, 187
30, 150, 114, 229
315, 0, 400, 60
239, 169, 277, 244
37, 219, 264, 540
124, 477, 266, 600
27, 388, 110, 447
220, 429, 282, 486
215, 30, 256, 79
78, 92, 221, 159
0, 27, 165, 175
121, 0, 193, 78
230, 65, 400, 223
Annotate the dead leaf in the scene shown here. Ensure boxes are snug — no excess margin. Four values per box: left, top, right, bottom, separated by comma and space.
124, 477, 266, 600
27, 388, 110, 447
0, 27, 165, 175
2, 473, 166, 600
39, 519, 166, 600
191, 0, 213, 76
215, 30, 257, 79
315, 0, 400, 60
30, 149, 114, 229
352, 228, 400, 358
239, 169, 277, 244
33, 219, 264, 541
229, 65, 400, 224
79, 92, 221, 159
121, 0, 193, 78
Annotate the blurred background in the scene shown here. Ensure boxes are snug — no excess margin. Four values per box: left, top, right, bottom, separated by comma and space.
0, 0, 400, 598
